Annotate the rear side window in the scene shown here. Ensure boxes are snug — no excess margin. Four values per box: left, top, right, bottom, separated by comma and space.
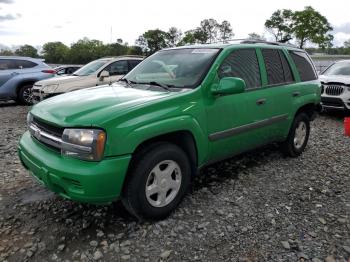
262, 49, 285, 85
15, 60, 37, 69
289, 51, 317, 81
129, 60, 141, 70
279, 50, 294, 83
262, 49, 294, 85
218, 49, 261, 89
0, 59, 17, 70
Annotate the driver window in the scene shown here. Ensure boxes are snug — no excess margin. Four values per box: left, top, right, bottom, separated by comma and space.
105, 61, 128, 76
218, 49, 261, 89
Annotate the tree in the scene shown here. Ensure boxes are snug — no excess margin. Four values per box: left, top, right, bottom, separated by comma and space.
42, 42, 69, 63
15, 45, 39, 57
198, 18, 220, 43
136, 29, 168, 55
344, 39, 350, 48
178, 30, 197, 45
292, 6, 333, 49
265, 9, 293, 42
166, 27, 182, 47
69, 38, 105, 64
247, 33, 266, 40
219, 20, 234, 42
0, 49, 14, 56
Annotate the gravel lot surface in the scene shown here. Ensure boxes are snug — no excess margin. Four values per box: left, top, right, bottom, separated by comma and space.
0, 101, 349, 262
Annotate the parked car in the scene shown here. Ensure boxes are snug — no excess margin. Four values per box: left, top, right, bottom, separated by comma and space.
54, 65, 81, 76
19, 41, 320, 220
319, 60, 350, 111
0, 56, 55, 104
32, 56, 143, 101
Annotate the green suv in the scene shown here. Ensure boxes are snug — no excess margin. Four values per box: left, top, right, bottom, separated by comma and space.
18, 41, 320, 220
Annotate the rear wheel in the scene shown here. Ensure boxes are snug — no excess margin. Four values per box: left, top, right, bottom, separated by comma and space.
17, 84, 34, 105
122, 143, 191, 220
281, 113, 310, 157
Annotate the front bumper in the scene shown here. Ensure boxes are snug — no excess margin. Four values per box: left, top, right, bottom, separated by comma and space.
32, 88, 60, 102
18, 131, 131, 204
320, 95, 350, 111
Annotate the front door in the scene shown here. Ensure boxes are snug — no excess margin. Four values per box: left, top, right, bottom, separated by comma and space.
206, 48, 279, 161
98, 60, 129, 85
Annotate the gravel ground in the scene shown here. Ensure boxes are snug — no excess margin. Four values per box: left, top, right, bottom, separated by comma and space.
0, 101, 349, 262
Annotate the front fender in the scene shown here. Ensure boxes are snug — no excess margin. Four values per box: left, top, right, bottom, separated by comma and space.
110, 115, 209, 166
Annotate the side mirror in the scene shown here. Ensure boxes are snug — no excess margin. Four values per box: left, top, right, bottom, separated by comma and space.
99, 70, 110, 79
211, 77, 246, 96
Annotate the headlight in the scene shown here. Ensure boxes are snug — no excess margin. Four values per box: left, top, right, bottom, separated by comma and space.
61, 129, 106, 161
43, 84, 59, 93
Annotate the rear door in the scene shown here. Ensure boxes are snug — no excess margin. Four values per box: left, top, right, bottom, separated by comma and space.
259, 48, 298, 139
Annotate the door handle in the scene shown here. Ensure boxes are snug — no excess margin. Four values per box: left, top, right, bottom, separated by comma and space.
256, 98, 266, 105
292, 91, 301, 97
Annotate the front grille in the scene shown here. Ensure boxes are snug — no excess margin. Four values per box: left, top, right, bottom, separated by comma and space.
32, 117, 64, 137
31, 117, 64, 152
325, 85, 344, 96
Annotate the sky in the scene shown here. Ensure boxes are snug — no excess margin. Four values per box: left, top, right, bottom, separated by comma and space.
0, 0, 350, 50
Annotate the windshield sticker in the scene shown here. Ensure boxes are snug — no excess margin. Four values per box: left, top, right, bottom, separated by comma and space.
191, 49, 218, 54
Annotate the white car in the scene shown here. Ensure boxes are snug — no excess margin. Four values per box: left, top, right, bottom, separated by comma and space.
319, 60, 350, 111
32, 56, 143, 101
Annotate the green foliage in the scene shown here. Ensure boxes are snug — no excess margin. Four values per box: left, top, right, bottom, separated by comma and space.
0, 49, 14, 56
219, 20, 234, 43
265, 9, 293, 42
167, 27, 182, 47
136, 29, 169, 55
265, 6, 333, 48
68, 38, 105, 64
42, 42, 69, 63
14, 45, 39, 57
344, 39, 350, 48
292, 6, 333, 49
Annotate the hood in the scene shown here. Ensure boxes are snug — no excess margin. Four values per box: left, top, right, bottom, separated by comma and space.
319, 75, 350, 85
31, 83, 176, 127
35, 75, 85, 86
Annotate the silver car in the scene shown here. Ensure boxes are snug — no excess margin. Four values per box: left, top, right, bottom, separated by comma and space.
32, 56, 143, 101
319, 60, 350, 111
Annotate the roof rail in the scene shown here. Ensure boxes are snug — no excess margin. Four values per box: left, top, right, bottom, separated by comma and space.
206, 38, 298, 48
100, 55, 144, 59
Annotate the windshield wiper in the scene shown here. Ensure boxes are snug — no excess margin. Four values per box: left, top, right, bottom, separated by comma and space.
119, 78, 137, 87
144, 81, 172, 91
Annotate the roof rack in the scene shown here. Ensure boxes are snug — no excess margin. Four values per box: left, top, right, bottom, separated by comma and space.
207, 38, 298, 48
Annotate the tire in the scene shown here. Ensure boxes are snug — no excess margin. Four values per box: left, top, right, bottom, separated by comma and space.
281, 113, 310, 157
17, 84, 34, 105
122, 142, 191, 220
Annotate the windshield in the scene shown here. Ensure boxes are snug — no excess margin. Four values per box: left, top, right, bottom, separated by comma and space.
323, 62, 350, 76
124, 48, 220, 88
73, 60, 107, 76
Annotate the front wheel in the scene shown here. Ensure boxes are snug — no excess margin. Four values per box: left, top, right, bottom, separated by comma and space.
281, 113, 310, 157
122, 143, 191, 220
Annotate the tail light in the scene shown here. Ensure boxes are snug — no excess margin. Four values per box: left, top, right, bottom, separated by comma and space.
42, 69, 56, 74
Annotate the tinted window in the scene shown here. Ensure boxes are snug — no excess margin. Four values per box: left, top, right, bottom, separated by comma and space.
0, 59, 17, 70
262, 49, 285, 85
218, 49, 261, 89
129, 60, 141, 70
15, 60, 37, 69
105, 60, 129, 76
289, 51, 317, 81
279, 50, 294, 82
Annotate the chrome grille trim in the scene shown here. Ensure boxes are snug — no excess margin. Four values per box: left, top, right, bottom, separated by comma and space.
325, 85, 344, 96
29, 123, 91, 153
